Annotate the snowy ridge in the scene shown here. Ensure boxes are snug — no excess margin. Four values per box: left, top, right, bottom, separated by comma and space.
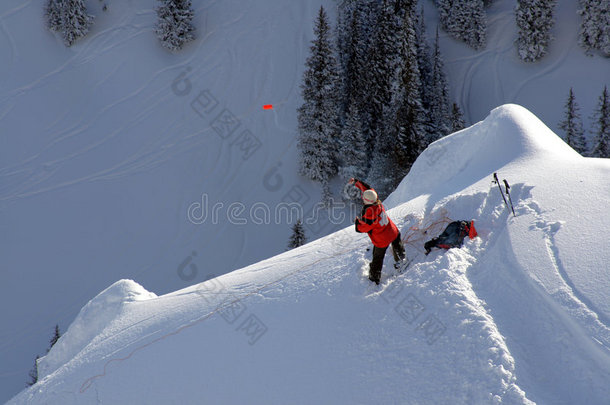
2, 0, 609, 401
9, 105, 610, 404
36, 280, 156, 382
385, 104, 579, 208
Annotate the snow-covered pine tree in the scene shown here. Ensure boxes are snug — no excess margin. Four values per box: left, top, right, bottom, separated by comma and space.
155, 0, 196, 51
459, 0, 487, 50
338, 1, 381, 161
515, 0, 557, 62
336, 1, 355, 77
367, 0, 402, 142
366, 0, 404, 196
590, 86, 610, 158
437, 0, 486, 50
287, 219, 307, 249
578, 0, 597, 55
297, 6, 341, 204
414, 7, 433, 133
389, 2, 426, 190
44, 0, 62, 32
341, 4, 372, 154
27, 355, 40, 387
428, 27, 452, 143
436, 0, 451, 32
48, 324, 61, 352
559, 88, 587, 155
45, 0, 94, 47
336, 0, 355, 119
338, 101, 368, 199
578, 0, 610, 57
451, 102, 466, 132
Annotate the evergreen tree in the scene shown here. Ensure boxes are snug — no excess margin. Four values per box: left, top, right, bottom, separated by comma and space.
287, 220, 307, 249
367, 0, 402, 140
27, 356, 39, 387
25, 324, 61, 387
48, 325, 61, 352
45, 0, 93, 47
388, 2, 426, 190
428, 28, 452, 143
336, 0, 355, 119
45, 0, 62, 32
437, 0, 486, 50
455, 0, 487, 50
336, 1, 355, 76
342, 4, 374, 155
578, 0, 610, 57
559, 88, 587, 155
515, 0, 557, 62
437, 0, 451, 32
297, 6, 341, 204
414, 7, 433, 130
450, 102, 466, 133
591, 86, 610, 158
366, 0, 404, 195
338, 101, 368, 192
355, 1, 381, 157
155, 0, 196, 51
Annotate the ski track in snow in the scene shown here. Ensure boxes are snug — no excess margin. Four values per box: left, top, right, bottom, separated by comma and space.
508, 34, 575, 102
449, 5, 517, 123
0, 7, 233, 205
0, 1, 32, 20
378, 181, 610, 403
369, 191, 533, 402
525, 199, 610, 351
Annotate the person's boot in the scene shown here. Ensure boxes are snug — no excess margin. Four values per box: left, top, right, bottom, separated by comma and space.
368, 263, 381, 285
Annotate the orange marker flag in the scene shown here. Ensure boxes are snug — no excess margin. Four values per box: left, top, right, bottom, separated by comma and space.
263, 104, 273, 110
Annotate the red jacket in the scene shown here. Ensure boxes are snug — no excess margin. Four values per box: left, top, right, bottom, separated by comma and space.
354, 180, 399, 248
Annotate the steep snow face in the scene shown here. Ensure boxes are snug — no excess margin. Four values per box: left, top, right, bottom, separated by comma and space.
9, 105, 610, 405
385, 104, 580, 208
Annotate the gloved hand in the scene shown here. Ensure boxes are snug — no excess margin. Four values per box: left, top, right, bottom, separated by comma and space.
348, 178, 356, 185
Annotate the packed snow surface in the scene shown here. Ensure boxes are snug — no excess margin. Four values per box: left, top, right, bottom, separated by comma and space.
9, 104, 610, 405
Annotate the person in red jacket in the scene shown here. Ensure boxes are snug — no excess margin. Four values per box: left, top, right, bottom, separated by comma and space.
349, 178, 406, 284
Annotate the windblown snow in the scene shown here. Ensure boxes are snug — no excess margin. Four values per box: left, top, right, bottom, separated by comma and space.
9, 104, 610, 405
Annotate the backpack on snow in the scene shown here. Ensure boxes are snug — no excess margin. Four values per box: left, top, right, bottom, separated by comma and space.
424, 220, 477, 255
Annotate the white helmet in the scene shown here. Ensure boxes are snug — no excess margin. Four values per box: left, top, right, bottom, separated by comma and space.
362, 189, 378, 204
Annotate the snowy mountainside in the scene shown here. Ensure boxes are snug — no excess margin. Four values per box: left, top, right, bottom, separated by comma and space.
439, 0, 609, 133
1, 0, 608, 401
1, 0, 338, 399
9, 105, 610, 405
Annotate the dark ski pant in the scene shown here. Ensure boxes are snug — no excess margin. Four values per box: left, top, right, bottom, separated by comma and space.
369, 234, 405, 284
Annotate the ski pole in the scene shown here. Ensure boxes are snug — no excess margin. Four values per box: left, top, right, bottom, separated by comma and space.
492, 173, 511, 214
503, 179, 516, 216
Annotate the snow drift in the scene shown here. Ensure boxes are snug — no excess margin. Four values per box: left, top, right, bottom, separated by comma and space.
36, 280, 156, 381
9, 104, 610, 405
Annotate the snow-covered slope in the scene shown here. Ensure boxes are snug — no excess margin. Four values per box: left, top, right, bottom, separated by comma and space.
441, 0, 610, 131
9, 105, 610, 404
1, 0, 608, 401
0, 1, 338, 399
